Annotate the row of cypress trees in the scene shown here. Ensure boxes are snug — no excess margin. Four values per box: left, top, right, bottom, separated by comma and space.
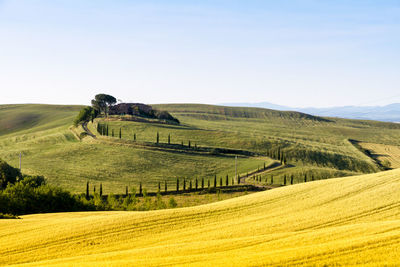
97, 123, 122, 139
85, 174, 241, 198
252, 173, 315, 186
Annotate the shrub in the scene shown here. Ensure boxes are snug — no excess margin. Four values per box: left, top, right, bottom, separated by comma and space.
168, 197, 178, 208
0, 159, 21, 190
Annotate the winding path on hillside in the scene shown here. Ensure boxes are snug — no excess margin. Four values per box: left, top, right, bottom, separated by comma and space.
82, 121, 96, 139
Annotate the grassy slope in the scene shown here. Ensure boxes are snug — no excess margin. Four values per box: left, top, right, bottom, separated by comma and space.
2, 103, 400, 193
1, 169, 399, 266
359, 142, 400, 169
0, 105, 269, 193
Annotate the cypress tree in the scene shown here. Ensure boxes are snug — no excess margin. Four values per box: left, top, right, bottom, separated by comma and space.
165, 180, 167, 193
156, 132, 159, 144
188, 140, 191, 148
232, 177, 234, 185
126, 186, 128, 196
220, 177, 222, 187
290, 175, 294, 185
189, 180, 192, 191
208, 179, 210, 188
158, 181, 161, 192
183, 179, 186, 191
181, 141, 183, 146
238, 175, 240, 184
195, 178, 198, 190
304, 174, 307, 183
283, 175, 287, 185
134, 133, 136, 141
94, 185, 96, 193
100, 183, 103, 197
139, 182, 142, 195
112, 129, 114, 137
176, 178, 179, 192
201, 177, 204, 189
86, 181, 89, 199
168, 134, 171, 144
119, 128, 122, 139
106, 125, 109, 136
226, 175, 229, 186
264, 162, 266, 170
271, 175, 274, 185
312, 175, 314, 181
214, 175, 217, 188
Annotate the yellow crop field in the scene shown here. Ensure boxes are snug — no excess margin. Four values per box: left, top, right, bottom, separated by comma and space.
359, 142, 400, 169
1, 169, 400, 266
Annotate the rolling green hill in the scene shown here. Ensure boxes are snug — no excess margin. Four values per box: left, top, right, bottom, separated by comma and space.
1, 168, 399, 266
1, 103, 400, 194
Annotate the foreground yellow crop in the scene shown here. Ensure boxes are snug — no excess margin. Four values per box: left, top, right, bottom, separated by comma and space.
1, 170, 400, 266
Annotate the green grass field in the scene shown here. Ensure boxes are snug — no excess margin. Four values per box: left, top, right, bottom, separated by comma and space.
1, 103, 400, 194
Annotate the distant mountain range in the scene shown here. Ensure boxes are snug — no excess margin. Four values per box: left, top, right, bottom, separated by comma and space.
220, 102, 400, 122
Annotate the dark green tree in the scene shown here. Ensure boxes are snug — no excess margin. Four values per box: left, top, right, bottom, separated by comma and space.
94, 185, 96, 193
271, 175, 274, 185
112, 129, 114, 137
91, 94, 117, 117
201, 177, 204, 189
134, 133, 136, 141
176, 178, 179, 192
74, 106, 95, 126
86, 181, 89, 199
106, 124, 109, 136
156, 132, 159, 144
126, 186, 128, 196
188, 140, 191, 148
195, 178, 198, 190
208, 179, 210, 188
183, 179, 186, 191
158, 181, 161, 192
214, 175, 217, 188
168, 134, 171, 144
290, 175, 294, 185
100, 183, 103, 197
0, 158, 21, 189
139, 182, 142, 195
219, 177, 222, 187
119, 128, 122, 139
165, 180, 167, 193
304, 174, 307, 183
283, 175, 287, 185
189, 180, 192, 191
226, 175, 229, 186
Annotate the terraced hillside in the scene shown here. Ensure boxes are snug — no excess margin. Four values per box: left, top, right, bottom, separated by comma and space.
1, 103, 400, 193
1, 169, 399, 266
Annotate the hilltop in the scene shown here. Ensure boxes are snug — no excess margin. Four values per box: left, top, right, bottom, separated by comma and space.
1, 169, 399, 266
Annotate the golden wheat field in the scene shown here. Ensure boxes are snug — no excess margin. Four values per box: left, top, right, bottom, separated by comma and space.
1, 169, 400, 266
359, 142, 400, 169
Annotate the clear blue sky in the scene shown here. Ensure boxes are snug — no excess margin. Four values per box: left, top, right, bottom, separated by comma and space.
1, 0, 399, 107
